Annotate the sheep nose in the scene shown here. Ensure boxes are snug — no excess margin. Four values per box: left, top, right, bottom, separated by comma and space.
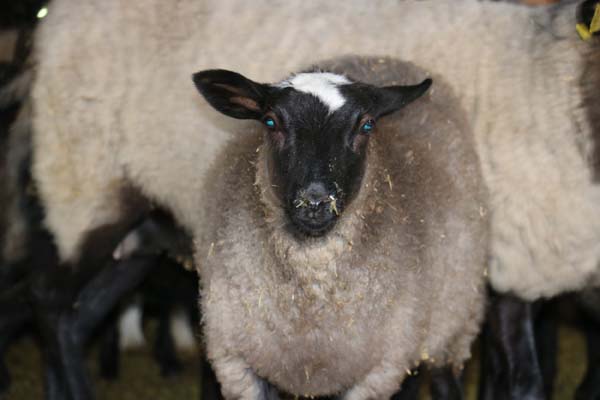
295, 182, 331, 210
304, 182, 329, 208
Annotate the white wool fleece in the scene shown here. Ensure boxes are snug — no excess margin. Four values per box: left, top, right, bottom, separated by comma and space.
32, 0, 600, 300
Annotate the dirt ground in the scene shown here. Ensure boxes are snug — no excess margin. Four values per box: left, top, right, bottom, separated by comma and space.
1, 322, 586, 400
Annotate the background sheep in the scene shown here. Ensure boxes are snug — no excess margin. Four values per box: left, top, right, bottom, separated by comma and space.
33, 0, 598, 303
191, 56, 488, 400
28, 0, 599, 398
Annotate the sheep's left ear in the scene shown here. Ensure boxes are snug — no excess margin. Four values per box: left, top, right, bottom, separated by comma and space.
192, 69, 269, 120
375, 78, 432, 117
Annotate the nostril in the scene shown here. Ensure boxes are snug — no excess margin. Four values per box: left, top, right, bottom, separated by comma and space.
304, 182, 329, 204
306, 196, 325, 210
307, 200, 321, 210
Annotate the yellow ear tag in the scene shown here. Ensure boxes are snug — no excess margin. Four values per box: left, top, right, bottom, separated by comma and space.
591, 3, 600, 34
577, 3, 600, 40
577, 23, 592, 40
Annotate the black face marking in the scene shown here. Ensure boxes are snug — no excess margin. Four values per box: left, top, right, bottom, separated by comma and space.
192, 69, 431, 237
264, 88, 366, 237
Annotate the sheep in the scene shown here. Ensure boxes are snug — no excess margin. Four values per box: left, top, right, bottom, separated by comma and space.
189, 56, 488, 400
0, 35, 201, 394
28, 0, 598, 397
32, 0, 599, 302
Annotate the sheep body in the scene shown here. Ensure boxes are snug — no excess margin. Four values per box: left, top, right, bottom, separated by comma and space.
196, 57, 487, 399
32, 0, 599, 301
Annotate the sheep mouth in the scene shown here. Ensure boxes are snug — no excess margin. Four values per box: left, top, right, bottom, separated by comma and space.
288, 214, 338, 237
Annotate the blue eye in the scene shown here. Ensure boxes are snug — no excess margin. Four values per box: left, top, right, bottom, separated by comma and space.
360, 119, 375, 134
264, 117, 276, 129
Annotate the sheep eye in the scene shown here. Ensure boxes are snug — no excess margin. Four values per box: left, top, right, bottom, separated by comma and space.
360, 119, 375, 134
264, 117, 277, 130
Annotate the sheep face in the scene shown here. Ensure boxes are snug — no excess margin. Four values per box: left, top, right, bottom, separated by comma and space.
193, 69, 431, 237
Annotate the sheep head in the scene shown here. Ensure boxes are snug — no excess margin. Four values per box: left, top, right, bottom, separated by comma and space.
192, 68, 431, 237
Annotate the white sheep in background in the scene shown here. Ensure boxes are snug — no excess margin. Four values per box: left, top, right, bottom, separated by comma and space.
32, 0, 599, 300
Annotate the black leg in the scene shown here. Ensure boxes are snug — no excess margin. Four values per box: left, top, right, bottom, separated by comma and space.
98, 317, 120, 381
36, 304, 93, 400
33, 256, 158, 400
390, 369, 421, 400
153, 306, 182, 377
478, 290, 545, 400
72, 257, 159, 399
533, 299, 558, 399
56, 314, 93, 400
44, 357, 68, 400
431, 367, 463, 400
0, 281, 33, 395
72, 258, 158, 339
576, 307, 600, 399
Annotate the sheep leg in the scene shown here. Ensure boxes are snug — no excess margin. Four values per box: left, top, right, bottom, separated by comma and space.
575, 315, 600, 400
478, 291, 545, 400
98, 316, 120, 380
211, 356, 280, 400
33, 256, 157, 399
68, 257, 158, 399
153, 304, 183, 377
532, 299, 557, 399
0, 281, 33, 394
36, 306, 88, 400
57, 315, 93, 400
390, 370, 421, 400
44, 357, 68, 400
430, 367, 463, 400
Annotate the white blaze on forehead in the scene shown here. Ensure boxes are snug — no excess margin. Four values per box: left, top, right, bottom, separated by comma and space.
277, 72, 352, 112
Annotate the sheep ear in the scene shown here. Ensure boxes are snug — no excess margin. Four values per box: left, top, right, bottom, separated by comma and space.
375, 78, 432, 117
192, 69, 269, 120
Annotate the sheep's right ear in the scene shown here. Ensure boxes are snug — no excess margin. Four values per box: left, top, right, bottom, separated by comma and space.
192, 69, 269, 120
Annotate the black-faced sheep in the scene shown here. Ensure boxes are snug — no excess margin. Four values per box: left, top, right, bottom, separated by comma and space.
190, 56, 488, 400
27, 0, 599, 398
